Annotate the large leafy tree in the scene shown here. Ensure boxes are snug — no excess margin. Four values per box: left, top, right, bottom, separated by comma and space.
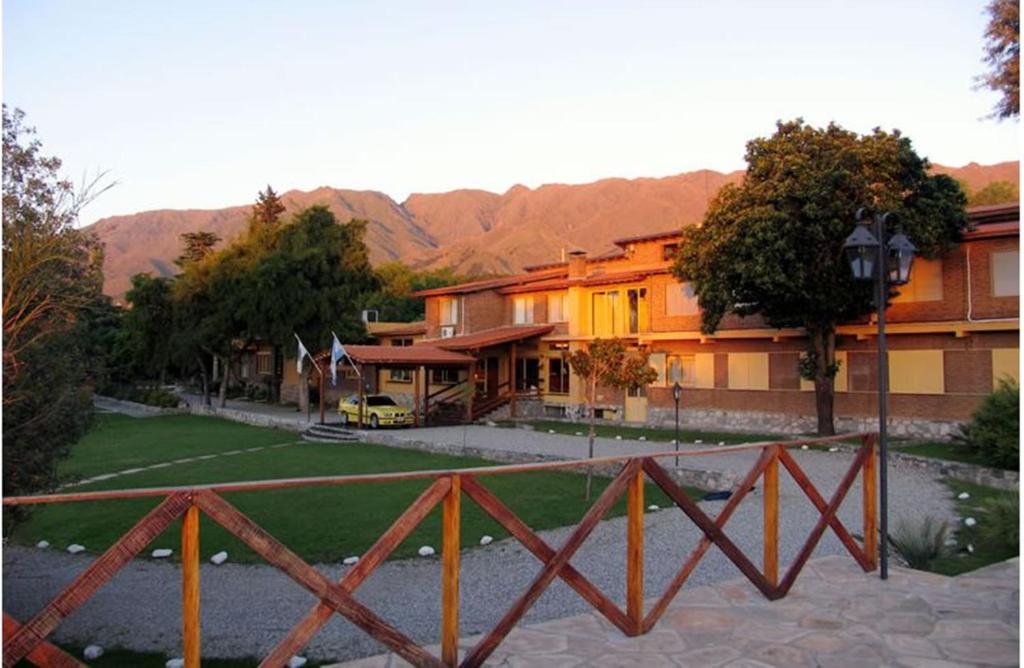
249, 185, 286, 236
567, 338, 657, 499
674, 120, 967, 435
240, 206, 379, 411
363, 262, 467, 321
978, 0, 1020, 120
2, 106, 111, 496
967, 180, 1019, 206
123, 273, 174, 382
174, 231, 221, 267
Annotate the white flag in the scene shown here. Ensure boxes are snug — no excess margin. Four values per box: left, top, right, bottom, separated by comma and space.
295, 334, 310, 373
330, 333, 345, 386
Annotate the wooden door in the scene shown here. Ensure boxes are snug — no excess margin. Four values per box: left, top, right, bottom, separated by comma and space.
624, 386, 648, 423
486, 357, 499, 397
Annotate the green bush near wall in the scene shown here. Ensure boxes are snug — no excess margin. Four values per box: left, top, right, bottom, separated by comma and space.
954, 379, 1019, 470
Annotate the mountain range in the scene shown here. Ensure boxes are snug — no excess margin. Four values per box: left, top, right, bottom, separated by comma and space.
88, 161, 1019, 298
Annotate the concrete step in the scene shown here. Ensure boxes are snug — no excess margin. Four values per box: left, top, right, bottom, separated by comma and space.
302, 423, 360, 443
301, 433, 359, 444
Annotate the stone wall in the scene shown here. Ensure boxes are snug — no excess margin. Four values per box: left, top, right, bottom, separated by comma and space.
644, 406, 959, 440
186, 404, 307, 432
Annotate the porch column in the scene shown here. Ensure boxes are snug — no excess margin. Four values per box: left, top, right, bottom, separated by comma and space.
465, 361, 476, 423
358, 365, 365, 428
423, 365, 430, 425
509, 343, 517, 418
413, 366, 421, 427
318, 365, 326, 424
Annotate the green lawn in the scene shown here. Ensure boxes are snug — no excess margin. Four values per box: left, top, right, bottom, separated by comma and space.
893, 441, 1006, 469
10, 413, 692, 564
929, 480, 1019, 576
59, 413, 302, 479
500, 419, 783, 445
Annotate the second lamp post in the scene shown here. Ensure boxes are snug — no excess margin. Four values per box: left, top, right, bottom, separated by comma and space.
843, 208, 917, 581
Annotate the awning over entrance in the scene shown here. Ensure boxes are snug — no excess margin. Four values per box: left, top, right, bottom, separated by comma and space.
425, 325, 554, 351
314, 344, 475, 368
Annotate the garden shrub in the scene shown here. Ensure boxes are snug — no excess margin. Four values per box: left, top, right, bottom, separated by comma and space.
887, 515, 950, 570
978, 494, 1019, 553
953, 379, 1019, 469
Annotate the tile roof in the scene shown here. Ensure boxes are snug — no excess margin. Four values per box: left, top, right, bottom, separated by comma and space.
314, 344, 474, 366
411, 268, 566, 297
423, 325, 555, 351
367, 322, 428, 337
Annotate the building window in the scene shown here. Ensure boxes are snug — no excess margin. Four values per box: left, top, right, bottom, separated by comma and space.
591, 291, 620, 336
514, 295, 534, 324
992, 251, 1019, 297
666, 282, 699, 316
389, 368, 412, 383
432, 367, 459, 384
662, 243, 680, 261
256, 352, 273, 375
547, 292, 568, 322
548, 357, 569, 394
391, 338, 414, 347
992, 348, 1019, 388
666, 354, 698, 388
439, 297, 459, 325
727, 353, 770, 390
889, 350, 944, 394
344, 368, 359, 380
515, 358, 541, 392
894, 258, 943, 303
627, 288, 648, 334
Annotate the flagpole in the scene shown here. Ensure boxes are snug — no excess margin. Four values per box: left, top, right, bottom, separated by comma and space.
295, 333, 322, 423
332, 331, 360, 379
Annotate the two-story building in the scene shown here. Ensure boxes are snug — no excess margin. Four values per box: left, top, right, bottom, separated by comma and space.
399, 203, 1019, 438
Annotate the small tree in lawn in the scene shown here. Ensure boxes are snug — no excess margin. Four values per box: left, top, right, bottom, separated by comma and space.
568, 338, 657, 500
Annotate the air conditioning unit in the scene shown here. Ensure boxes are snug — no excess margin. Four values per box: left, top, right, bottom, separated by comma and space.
440, 326, 455, 338
361, 309, 379, 323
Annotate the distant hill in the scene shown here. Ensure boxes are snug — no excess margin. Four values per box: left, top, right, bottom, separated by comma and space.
88, 161, 1019, 298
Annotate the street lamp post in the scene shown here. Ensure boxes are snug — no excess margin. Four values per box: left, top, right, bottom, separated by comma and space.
672, 381, 682, 467
843, 209, 916, 581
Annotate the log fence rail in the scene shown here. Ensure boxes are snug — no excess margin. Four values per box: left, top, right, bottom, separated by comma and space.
3, 433, 878, 668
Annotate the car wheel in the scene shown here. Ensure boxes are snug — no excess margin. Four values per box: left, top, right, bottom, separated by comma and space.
370, 414, 379, 429
339, 412, 349, 426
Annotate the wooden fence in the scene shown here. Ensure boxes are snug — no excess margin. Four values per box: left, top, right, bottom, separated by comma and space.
2, 433, 878, 668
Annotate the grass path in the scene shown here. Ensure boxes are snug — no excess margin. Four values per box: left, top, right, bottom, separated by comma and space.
11, 413, 689, 564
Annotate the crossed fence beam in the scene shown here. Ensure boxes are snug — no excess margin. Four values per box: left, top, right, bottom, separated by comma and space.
3, 433, 878, 668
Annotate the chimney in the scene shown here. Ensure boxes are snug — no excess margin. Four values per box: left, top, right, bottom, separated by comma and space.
567, 249, 587, 279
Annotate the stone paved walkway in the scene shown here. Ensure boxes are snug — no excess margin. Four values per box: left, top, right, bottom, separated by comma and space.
333, 555, 1019, 668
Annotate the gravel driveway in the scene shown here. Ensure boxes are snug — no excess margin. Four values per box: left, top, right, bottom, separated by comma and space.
3, 429, 957, 663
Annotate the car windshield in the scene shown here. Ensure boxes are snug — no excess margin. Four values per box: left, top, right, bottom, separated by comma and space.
366, 396, 398, 407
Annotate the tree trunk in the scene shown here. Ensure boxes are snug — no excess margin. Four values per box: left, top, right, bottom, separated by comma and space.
197, 355, 211, 407
297, 364, 310, 414
811, 328, 837, 436
585, 376, 597, 501
217, 355, 229, 408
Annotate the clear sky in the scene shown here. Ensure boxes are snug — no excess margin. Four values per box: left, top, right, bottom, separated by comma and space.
3, 0, 1019, 225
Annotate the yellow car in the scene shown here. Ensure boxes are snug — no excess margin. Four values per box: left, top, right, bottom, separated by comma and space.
338, 394, 414, 429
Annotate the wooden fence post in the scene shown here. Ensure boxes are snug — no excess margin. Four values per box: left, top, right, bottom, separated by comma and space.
862, 434, 879, 570
626, 461, 644, 635
442, 475, 461, 666
182, 502, 201, 667
763, 446, 779, 587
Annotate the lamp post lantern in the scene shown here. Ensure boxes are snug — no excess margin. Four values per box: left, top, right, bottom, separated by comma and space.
843, 209, 916, 581
672, 381, 682, 466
